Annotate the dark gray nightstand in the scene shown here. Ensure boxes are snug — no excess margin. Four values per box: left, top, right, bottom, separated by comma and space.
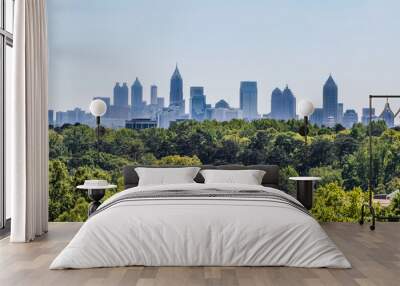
77, 184, 117, 215
289, 177, 321, 210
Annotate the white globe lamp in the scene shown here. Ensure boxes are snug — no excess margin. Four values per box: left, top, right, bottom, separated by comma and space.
298, 100, 315, 117
90, 99, 107, 117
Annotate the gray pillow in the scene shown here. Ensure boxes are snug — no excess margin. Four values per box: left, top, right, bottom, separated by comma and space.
200, 169, 266, 185
135, 167, 201, 186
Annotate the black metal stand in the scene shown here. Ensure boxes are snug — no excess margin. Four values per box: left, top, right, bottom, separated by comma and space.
87, 189, 105, 216
296, 180, 314, 210
96, 116, 100, 154
304, 116, 309, 146
88, 116, 104, 216
359, 95, 400, 230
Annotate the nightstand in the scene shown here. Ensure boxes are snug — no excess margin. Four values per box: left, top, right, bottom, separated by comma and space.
289, 177, 321, 210
77, 183, 117, 216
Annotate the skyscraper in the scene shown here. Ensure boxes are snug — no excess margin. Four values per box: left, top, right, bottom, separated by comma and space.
342, 109, 358, 128
310, 108, 324, 126
240, 81, 258, 120
169, 65, 185, 114
150, 85, 158, 105
379, 101, 395, 128
113, 82, 120, 106
48, 110, 54, 126
282, 85, 296, 120
113, 82, 129, 107
323, 75, 338, 125
270, 86, 296, 120
337, 103, 344, 125
270, 88, 283, 119
157, 97, 165, 109
131, 77, 143, 117
361, 107, 377, 125
109, 82, 129, 119
190, 86, 206, 121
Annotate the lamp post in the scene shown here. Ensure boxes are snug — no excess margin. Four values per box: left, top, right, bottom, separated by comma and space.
298, 100, 315, 145
89, 99, 107, 154
293, 100, 321, 209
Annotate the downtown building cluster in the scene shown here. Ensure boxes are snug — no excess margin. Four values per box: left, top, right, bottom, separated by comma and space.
309, 75, 396, 128
49, 68, 397, 129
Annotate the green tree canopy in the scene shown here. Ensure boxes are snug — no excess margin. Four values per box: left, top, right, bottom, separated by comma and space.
311, 183, 367, 222
48, 118, 400, 223
309, 166, 343, 187
156, 155, 202, 166
49, 160, 74, 221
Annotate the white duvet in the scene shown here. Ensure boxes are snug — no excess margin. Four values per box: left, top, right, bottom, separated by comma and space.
50, 183, 351, 269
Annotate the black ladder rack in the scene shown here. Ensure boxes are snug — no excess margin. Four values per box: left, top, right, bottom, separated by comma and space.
359, 95, 400, 230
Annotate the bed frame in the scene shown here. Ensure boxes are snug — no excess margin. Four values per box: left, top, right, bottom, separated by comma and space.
123, 165, 280, 190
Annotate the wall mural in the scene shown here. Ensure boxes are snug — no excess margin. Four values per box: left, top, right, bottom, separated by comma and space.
47, 0, 400, 222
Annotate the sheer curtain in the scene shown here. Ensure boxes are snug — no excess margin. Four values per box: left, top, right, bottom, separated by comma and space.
7, 0, 49, 242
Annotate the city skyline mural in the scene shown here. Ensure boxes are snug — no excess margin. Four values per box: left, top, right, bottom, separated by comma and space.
48, 64, 398, 129
47, 1, 400, 224
47, 0, 400, 128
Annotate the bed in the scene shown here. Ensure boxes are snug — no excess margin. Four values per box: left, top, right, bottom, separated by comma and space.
50, 165, 351, 269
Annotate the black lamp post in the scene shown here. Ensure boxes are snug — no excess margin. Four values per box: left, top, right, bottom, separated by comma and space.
303, 115, 309, 145
298, 100, 315, 173
298, 100, 314, 145
89, 99, 107, 154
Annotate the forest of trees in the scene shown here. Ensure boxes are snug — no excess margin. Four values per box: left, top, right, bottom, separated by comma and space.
49, 118, 400, 222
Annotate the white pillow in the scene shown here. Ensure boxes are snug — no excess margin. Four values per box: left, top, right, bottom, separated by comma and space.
135, 167, 200, 186
200, 169, 266, 185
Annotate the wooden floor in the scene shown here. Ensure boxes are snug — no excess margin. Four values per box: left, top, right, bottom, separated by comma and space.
0, 222, 399, 286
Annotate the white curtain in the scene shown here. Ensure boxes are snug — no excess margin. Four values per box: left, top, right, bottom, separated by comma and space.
7, 0, 49, 242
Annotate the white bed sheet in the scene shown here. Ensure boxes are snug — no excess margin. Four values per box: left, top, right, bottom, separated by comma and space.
50, 183, 351, 269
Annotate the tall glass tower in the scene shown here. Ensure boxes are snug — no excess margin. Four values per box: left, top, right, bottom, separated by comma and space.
150, 85, 158, 105
323, 75, 338, 125
113, 82, 129, 107
270, 86, 296, 120
270, 88, 283, 119
337, 103, 344, 125
131, 77, 143, 116
169, 65, 184, 114
282, 85, 296, 120
190, 86, 206, 121
240, 81, 258, 120
379, 101, 395, 128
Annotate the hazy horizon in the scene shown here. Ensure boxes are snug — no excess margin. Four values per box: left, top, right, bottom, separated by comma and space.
47, 0, 400, 118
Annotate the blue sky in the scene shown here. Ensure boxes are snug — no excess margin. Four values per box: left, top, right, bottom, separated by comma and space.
47, 0, 400, 116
